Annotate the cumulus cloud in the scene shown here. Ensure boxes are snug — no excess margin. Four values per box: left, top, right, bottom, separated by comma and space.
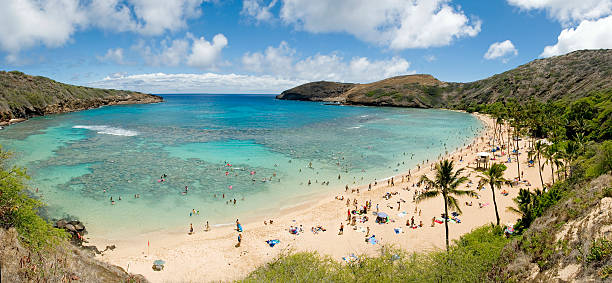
241, 0, 480, 49
541, 15, 612, 57
88, 72, 306, 94
187, 34, 228, 68
135, 33, 227, 68
97, 48, 125, 64
241, 0, 278, 22
507, 0, 612, 25
0, 0, 86, 56
0, 0, 205, 56
242, 42, 413, 83
484, 40, 518, 62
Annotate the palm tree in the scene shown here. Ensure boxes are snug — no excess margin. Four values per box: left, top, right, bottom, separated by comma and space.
416, 160, 475, 252
507, 188, 543, 233
542, 143, 557, 184
533, 141, 546, 189
478, 163, 509, 226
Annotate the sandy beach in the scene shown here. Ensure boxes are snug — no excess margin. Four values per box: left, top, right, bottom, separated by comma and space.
88, 113, 552, 282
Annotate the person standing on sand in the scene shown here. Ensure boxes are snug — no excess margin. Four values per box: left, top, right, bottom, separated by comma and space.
237, 233, 242, 247
189, 223, 194, 234
339, 223, 344, 235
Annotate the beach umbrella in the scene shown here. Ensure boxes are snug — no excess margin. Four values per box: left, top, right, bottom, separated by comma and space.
377, 212, 388, 218
153, 260, 166, 265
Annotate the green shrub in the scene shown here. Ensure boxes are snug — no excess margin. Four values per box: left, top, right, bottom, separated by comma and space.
0, 147, 67, 251
242, 226, 508, 282
587, 238, 612, 263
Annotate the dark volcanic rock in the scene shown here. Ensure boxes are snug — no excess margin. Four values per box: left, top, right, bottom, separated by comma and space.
277, 81, 355, 102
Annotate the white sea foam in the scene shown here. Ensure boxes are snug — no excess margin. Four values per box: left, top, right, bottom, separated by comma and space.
73, 125, 138, 136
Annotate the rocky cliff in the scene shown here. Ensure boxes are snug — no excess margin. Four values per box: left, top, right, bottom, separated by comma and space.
490, 174, 612, 282
277, 49, 612, 107
0, 228, 148, 282
0, 71, 163, 125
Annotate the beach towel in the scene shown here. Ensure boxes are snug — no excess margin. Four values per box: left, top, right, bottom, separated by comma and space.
394, 228, 403, 234
342, 254, 359, 263
266, 239, 280, 247
397, 212, 407, 218
367, 235, 378, 245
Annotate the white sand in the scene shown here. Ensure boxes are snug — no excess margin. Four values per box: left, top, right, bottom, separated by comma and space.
88, 113, 553, 282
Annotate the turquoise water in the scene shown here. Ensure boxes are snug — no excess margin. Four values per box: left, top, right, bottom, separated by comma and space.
0, 94, 482, 238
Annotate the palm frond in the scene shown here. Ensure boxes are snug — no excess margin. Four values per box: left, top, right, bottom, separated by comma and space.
415, 190, 440, 203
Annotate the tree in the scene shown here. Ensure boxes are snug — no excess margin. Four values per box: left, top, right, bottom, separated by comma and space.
478, 163, 509, 226
533, 141, 546, 189
542, 143, 558, 184
416, 160, 475, 252
0, 147, 65, 250
507, 188, 542, 233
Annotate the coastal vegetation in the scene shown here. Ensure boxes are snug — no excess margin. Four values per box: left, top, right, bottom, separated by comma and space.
244, 225, 509, 282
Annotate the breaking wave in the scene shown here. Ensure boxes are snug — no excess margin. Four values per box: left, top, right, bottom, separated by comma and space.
73, 125, 138, 136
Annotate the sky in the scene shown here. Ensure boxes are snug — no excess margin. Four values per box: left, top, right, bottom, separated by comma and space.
1, 0, 611, 94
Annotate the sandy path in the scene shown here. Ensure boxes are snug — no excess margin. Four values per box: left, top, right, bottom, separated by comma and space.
88, 113, 551, 282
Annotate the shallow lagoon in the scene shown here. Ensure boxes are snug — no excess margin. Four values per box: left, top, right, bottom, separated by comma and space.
0, 94, 482, 238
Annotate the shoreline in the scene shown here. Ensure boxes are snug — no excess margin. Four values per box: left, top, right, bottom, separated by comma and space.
0, 97, 163, 127
85, 111, 550, 282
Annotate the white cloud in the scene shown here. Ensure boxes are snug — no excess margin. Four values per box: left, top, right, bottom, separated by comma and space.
134, 33, 227, 68
269, 0, 480, 49
242, 41, 294, 73
0, 0, 86, 54
507, 0, 612, 25
242, 42, 414, 83
187, 34, 228, 68
88, 72, 306, 94
541, 15, 612, 57
97, 48, 125, 64
424, 55, 437, 62
0, 0, 205, 55
484, 40, 518, 62
241, 0, 278, 22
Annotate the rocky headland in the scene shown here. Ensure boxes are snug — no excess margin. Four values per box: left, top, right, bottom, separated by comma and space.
0, 70, 163, 125
277, 49, 612, 107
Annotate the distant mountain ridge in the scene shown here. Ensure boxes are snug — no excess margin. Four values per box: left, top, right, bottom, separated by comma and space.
277, 49, 612, 107
0, 71, 163, 125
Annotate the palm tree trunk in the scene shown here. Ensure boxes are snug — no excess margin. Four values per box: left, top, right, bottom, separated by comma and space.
490, 183, 500, 226
550, 160, 555, 183
443, 191, 449, 252
537, 154, 544, 189
516, 131, 521, 181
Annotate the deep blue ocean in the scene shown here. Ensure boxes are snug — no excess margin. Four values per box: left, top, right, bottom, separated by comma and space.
0, 94, 482, 237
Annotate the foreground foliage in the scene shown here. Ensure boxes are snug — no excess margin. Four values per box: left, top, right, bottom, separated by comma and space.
243, 226, 509, 282
0, 146, 66, 250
